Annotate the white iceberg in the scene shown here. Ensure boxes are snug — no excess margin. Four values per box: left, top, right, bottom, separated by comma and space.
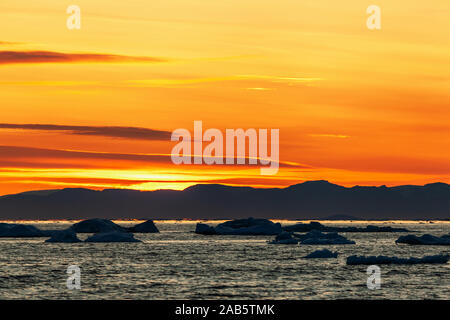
85, 231, 141, 243
347, 254, 449, 265
195, 218, 282, 235
268, 232, 299, 245
395, 234, 450, 246
69, 218, 127, 233
128, 220, 159, 233
296, 230, 356, 245
45, 230, 82, 243
304, 249, 338, 258
0, 223, 46, 237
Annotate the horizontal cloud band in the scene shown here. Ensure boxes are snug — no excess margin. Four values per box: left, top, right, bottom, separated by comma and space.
0, 123, 172, 140
0, 50, 167, 65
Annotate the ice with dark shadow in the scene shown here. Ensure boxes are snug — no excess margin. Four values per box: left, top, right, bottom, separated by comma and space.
268, 232, 299, 244
395, 234, 450, 245
304, 249, 338, 258
127, 220, 159, 233
85, 232, 141, 243
347, 254, 449, 265
294, 230, 356, 245
69, 218, 127, 233
0, 223, 46, 237
283, 221, 409, 233
195, 218, 282, 235
195, 223, 217, 235
45, 230, 81, 243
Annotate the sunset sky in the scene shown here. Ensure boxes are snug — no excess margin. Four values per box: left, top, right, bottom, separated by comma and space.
0, 0, 449, 195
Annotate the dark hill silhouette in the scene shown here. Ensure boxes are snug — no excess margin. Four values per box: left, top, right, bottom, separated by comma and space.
0, 181, 449, 220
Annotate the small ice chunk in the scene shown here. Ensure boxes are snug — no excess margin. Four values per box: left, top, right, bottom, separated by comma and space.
295, 230, 355, 245
85, 232, 141, 243
195, 218, 282, 235
268, 232, 299, 244
128, 220, 159, 233
304, 249, 338, 258
69, 218, 127, 233
0, 223, 46, 237
347, 254, 449, 265
45, 230, 81, 243
195, 223, 217, 235
283, 222, 409, 233
395, 234, 450, 245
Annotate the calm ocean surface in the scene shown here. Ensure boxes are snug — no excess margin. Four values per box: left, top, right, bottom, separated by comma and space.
0, 221, 448, 299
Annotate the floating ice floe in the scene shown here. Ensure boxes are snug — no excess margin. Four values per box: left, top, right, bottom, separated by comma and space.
304, 249, 338, 259
395, 234, 450, 246
0, 223, 46, 237
283, 222, 324, 233
195, 223, 217, 235
195, 218, 282, 235
347, 254, 449, 265
45, 230, 81, 243
283, 221, 409, 233
127, 220, 159, 233
85, 232, 141, 243
294, 230, 356, 245
69, 218, 127, 233
268, 232, 299, 244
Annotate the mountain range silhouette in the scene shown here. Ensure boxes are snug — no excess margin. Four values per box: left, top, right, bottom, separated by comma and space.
0, 180, 449, 220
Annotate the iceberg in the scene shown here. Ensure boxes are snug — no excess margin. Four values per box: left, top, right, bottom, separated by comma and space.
268, 232, 299, 244
361, 225, 409, 233
127, 220, 159, 233
69, 218, 127, 233
283, 221, 409, 233
195, 218, 282, 235
347, 254, 449, 265
304, 249, 338, 258
0, 223, 46, 237
85, 232, 141, 243
295, 230, 356, 245
45, 230, 81, 243
283, 222, 325, 232
395, 234, 450, 245
195, 223, 217, 235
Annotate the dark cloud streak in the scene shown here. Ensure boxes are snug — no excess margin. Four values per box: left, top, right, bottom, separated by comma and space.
0, 145, 169, 163
0, 50, 167, 65
0, 145, 304, 169
0, 123, 171, 140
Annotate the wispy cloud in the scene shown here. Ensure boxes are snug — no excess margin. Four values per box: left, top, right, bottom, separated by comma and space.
0, 146, 170, 163
0, 41, 23, 45
0, 123, 172, 140
309, 134, 350, 139
0, 50, 167, 65
0, 74, 320, 88
246, 87, 273, 91
125, 74, 322, 88
239, 75, 323, 84
0, 145, 308, 169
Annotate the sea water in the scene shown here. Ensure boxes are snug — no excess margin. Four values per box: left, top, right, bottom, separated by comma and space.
0, 221, 448, 299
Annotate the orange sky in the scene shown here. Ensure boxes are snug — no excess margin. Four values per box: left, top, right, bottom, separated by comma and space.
0, 0, 449, 195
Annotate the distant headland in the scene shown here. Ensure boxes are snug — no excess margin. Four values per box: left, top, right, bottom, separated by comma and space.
0, 180, 449, 220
